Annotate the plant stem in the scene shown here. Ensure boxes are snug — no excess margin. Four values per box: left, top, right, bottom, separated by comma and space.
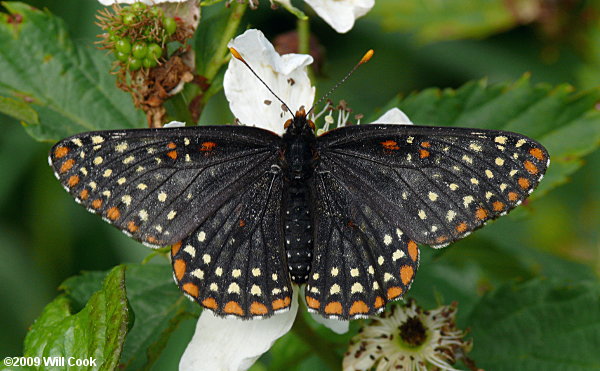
297, 17, 310, 55
291, 312, 341, 369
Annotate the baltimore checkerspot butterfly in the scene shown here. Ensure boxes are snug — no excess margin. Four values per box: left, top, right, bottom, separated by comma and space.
48, 49, 549, 320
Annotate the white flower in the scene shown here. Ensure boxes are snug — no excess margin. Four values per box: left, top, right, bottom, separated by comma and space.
343, 300, 472, 371
181, 28, 414, 371
98, 0, 187, 4
275, 0, 374, 33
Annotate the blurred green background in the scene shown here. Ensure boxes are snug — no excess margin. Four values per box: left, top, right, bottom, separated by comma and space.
0, 0, 598, 369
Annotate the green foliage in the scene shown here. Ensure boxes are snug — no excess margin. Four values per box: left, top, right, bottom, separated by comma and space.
23, 266, 130, 370
0, 2, 143, 141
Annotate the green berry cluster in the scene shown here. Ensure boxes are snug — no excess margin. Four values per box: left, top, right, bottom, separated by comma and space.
103, 1, 179, 71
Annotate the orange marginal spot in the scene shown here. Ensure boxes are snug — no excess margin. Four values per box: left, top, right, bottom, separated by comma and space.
530, 147, 545, 161
166, 150, 178, 160
419, 149, 430, 158
200, 141, 217, 152
493, 201, 505, 212
508, 191, 519, 201
79, 189, 89, 200
421, 141, 431, 148
324, 301, 343, 315
435, 236, 448, 244
306, 296, 321, 309
91, 199, 103, 209
107, 206, 121, 221
386, 287, 403, 300
224, 301, 245, 316
146, 236, 158, 244
250, 302, 269, 315
272, 298, 289, 310
407, 240, 418, 261
475, 207, 488, 220
202, 297, 218, 309
523, 160, 538, 175
381, 140, 399, 150
349, 301, 370, 315
400, 265, 414, 285
183, 283, 199, 298
60, 158, 75, 174
67, 175, 80, 187
374, 296, 385, 308
54, 146, 69, 159
239, 219, 246, 227
518, 177, 531, 190
284, 296, 291, 306
171, 241, 182, 256
167, 142, 177, 149
456, 222, 468, 233
127, 221, 139, 233
173, 259, 186, 281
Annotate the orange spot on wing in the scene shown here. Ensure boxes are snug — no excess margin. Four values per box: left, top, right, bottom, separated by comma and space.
200, 142, 217, 152
381, 140, 399, 150
374, 296, 385, 308
171, 241, 182, 256
493, 201, 505, 211
60, 159, 75, 173
475, 207, 488, 220
107, 207, 121, 221
239, 219, 246, 227
419, 149, 430, 158
508, 191, 519, 201
183, 283, 199, 298
272, 297, 290, 310
146, 236, 158, 244
250, 302, 268, 315
523, 160, 538, 175
456, 222, 468, 233
324, 301, 343, 315
202, 297, 218, 309
349, 301, 369, 315
166, 150, 178, 160
167, 142, 177, 149
435, 236, 448, 244
54, 146, 69, 159
421, 141, 431, 148
173, 259, 186, 281
79, 189, 89, 200
518, 177, 531, 190
529, 147, 545, 161
386, 287, 403, 300
407, 240, 418, 261
306, 296, 320, 309
224, 301, 244, 316
91, 199, 103, 209
67, 175, 80, 187
400, 265, 414, 285
127, 221, 139, 233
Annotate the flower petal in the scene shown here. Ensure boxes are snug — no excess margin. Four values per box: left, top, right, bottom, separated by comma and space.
224, 29, 315, 135
309, 312, 349, 334
163, 121, 186, 128
304, 0, 374, 33
369, 108, 414, 125
180, 288, 299, 371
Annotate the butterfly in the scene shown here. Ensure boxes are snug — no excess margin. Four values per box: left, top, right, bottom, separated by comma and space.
48, 50, 549, 320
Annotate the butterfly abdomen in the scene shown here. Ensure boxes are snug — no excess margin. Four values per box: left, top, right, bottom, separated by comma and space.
284, 181, 313, 283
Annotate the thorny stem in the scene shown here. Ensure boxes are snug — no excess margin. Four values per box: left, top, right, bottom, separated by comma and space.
291, 311, 341, 370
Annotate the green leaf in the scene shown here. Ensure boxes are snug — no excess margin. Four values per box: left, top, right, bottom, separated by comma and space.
371, 0, 520, 43
24, 265, 130, 371
0, 2, 144, 141
467, 279, 600, 370
372, 76, 600, 197
0, 95, 38, 123
59, 263, 197, 371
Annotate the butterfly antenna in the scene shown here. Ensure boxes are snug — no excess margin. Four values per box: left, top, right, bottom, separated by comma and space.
307, 49, 374, 116
229, 47, 294, 118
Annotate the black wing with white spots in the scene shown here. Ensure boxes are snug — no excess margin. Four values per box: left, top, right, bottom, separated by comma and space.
304, 124, 548, 319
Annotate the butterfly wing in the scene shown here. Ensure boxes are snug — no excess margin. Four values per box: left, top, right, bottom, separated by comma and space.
49, 126, 293, 317
305, 124, 548, 319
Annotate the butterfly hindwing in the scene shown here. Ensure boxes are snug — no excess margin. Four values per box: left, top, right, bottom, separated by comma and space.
171, 166, 294, 318
48, 126, 282, 247
315, 124, 549, 248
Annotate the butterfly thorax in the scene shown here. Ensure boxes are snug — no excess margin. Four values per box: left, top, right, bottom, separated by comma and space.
281, 110, 317, 283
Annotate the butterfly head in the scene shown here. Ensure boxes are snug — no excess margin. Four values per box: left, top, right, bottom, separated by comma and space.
284, 106, 316, 135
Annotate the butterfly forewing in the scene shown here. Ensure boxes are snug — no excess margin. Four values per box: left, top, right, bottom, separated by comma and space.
316, 124, 549, 247
49, 126, 282, 247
